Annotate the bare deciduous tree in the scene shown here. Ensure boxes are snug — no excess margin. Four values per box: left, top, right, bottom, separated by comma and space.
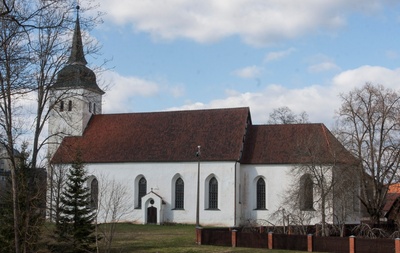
0, 1, 103, 251
274, 126, 359, 236
288, 144, 336, 236
336, 83, 400, 224
48, 163, 68, 223
95, 174, 134, 253
268, 106, 309, 124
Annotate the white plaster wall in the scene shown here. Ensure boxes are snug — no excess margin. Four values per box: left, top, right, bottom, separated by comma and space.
240, 164, 292, 226
240, 164, 338, 227
85, 161, 238, 227
57, 161, 352, 227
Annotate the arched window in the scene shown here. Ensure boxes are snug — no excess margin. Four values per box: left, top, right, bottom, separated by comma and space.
300, 174, 314, 211
68, 100, 72, 111
90, 178, 98, 209
256, 178, 266, 209
89, 102, 92, 112
60, 101, 64, 112
175, 178, 184, 209
138, 177, 147, 208
93, 103, 96, 114
208, 177, 218, 209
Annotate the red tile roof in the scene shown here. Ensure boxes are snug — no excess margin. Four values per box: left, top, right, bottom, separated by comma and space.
52, 107, 357, 166
383, 193, 400, 214
241, 124, 358, 165
52, 107, 251, 164
388, 183, 400, 194
384, 183, 400, 216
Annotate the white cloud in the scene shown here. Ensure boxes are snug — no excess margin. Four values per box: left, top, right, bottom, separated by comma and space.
306, 54, 340, 73
332, 65, 400, 91
101, 71, 185, 113
99, 65, 400, 128
166, 65, 400, 127
97, 0, 392, 46
308, 61, 340, 73
168, 84, 338, 126
102, 71, 160, 112
264, 48, 296, 62
232, 65, 262, 78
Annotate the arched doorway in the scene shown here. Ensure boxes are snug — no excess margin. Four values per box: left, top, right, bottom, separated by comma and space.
147, 199, 157, 224
142, 192, 164, 225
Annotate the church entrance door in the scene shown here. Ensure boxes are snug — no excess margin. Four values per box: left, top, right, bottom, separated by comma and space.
147, 206, 157, 224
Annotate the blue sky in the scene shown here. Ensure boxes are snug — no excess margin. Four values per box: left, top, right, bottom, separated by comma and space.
84, 0, 400, 127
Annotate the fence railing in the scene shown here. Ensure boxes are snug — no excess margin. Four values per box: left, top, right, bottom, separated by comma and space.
196, 227, 400, 253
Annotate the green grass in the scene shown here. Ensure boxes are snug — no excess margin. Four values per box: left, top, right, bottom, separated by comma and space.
100, 223, 318, 253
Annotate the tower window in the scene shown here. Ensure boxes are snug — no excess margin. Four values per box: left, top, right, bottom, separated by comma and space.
59, 101, 64, 112
89, 102, 92, 112
93, 103, 96, 114
68, 100, 72, 111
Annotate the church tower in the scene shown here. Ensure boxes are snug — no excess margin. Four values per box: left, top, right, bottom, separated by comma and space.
48, 7, 105, 158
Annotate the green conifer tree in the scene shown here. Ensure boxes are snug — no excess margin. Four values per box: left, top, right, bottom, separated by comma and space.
51, 155, 97, 253
0, 146, 46, 253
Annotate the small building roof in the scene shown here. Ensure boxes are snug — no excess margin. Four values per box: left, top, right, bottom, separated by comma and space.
388, 183, 400, 194
383, 193, 400, 215
384, 183, 400, 217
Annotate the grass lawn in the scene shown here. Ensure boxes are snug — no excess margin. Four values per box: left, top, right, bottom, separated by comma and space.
102, 223, 320, 253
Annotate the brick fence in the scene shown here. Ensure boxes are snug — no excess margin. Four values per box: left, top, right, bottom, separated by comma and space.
196, 227, 400, 253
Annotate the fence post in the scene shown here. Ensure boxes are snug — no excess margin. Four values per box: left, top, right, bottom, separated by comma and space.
196, 227, 203, 245
307, 234, 313, 252
395, 238, 400, 253
349, 235, 355, 253
268, 232, 273, 249
231, 229, 237, 247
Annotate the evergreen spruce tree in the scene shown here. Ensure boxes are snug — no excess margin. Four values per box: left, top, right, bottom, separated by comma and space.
51, 155, 97, 253
0, 174, 16, 253
0, 147, 46, 253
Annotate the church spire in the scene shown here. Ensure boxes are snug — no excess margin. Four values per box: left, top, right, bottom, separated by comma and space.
53, 4, 104, 94
68, 6, 87, 65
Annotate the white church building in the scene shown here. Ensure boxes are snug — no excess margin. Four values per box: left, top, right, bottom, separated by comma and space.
49, 13, 360, 227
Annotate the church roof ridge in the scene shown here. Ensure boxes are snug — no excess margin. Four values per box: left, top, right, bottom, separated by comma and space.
91, 106, 250, 117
